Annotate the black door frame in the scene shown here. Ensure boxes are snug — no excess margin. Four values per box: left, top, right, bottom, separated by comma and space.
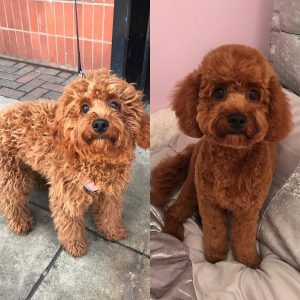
110, 0, 149, 102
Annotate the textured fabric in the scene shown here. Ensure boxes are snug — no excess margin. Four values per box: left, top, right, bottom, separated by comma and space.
270, 0, 300, 95
258, 165, 300, 270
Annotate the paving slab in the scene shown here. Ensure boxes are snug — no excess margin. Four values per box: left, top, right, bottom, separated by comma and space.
0, 58, 16, 66
0, 204, 60, 300
36, 66, 60, 75
31, 230, 149, 300
58, 71, 73, 78
17, 71, 41, 83
0, 65, 18, 73
18, 79, 45, 93
0, 78, 23, 89
0, 71, 21, 81
15, 65, 37, 76
13, 62, 28, 69
20, 87, 49, 101
41, 82, 64, 92
38, 74, 66, 84
0, 87, 25, 99
43, 90, 62, 99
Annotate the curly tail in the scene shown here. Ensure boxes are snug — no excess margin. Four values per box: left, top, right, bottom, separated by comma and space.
150, 144, 195, 206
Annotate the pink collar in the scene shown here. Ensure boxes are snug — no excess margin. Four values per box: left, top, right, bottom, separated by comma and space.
84, 182, 100, 194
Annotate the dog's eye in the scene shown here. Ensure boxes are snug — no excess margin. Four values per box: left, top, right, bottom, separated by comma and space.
248, 89, 260, 101
109, 101, 120, 110
81, 104, 90, 114
212, 87, 226, 100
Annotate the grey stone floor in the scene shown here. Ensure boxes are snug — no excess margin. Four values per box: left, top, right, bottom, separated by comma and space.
0, 88, 150, 298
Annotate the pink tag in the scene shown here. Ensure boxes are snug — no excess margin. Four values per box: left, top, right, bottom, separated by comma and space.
84, 182, 100, 193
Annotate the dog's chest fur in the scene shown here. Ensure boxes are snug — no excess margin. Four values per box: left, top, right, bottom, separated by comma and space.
195, 138, 276, 211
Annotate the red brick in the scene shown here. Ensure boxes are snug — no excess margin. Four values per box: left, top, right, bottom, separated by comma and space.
48, 36, 57, 64
102, 43, 112, 69
83, 40, 92, 70
40, 35, 48, 62
20, 0, 30, 31
104, 6, 114, 42
45, 2, 55, 35
12, 0, 22, 30
8, 31, 18, 57
84, 4, 93, 40
93, 42, 102, 69
28, 0, 37, 32
2, 30, 11, 55
31, 33, 41, 61
36, 1, 47, 33
14, 31, 26, 57
76, 3, 84, 38
0, 0, 7, 27
55, 2, 64, 36
57, 37, 65, 65
4, 0, 14, 28
64, 3, 74, 37
65, 38, 74, 67
93, 5, 103, 41
15, 31, 26, 58
24, 32, 33, 59
0, 31, 4, 53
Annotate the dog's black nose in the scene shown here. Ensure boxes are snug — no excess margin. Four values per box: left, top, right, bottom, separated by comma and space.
92, 119, 109, 133
227, 113, 246, 131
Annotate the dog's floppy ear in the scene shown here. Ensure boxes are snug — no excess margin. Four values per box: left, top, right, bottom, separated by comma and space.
136, 111, 150, 149
52, 97, 78, 160
265, 73, 292, 141
171, 69, 203, 138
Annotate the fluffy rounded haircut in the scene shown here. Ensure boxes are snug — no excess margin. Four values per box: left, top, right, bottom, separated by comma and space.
0, 69, 149, 257
151, 44, 292, 268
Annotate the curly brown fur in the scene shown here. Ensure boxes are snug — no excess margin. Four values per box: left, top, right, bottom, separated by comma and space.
0, 69, 149, 257
151, 45, 292, 268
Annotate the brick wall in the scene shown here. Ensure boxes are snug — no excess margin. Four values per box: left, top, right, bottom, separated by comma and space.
0, 0, 114, 70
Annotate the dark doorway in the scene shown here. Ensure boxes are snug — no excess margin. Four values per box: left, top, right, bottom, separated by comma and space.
110, 0, 150, 103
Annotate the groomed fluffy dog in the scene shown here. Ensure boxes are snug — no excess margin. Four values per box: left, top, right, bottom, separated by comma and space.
151, 45, 292, 268
0, 69, 149, 257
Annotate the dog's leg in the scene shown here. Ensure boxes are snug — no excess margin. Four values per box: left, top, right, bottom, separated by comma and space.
0, 162, 35, 235
49, 184, 92, 257
231, 210, 262, 268
200, 200, 228, 263
92, 193, 126, 241
163, 172, 197, 241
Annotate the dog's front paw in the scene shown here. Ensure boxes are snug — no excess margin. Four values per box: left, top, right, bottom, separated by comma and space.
237, 252, 262, 269
9, 215, 35, 235
100, 223, 127, 241
63, 239, 88, 257
205, 251, 228, 264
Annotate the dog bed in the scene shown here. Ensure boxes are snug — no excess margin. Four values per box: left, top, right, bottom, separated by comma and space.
150, 89, 300, 299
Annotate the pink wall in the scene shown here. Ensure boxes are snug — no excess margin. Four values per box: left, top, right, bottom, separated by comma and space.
150, 0, 275, 113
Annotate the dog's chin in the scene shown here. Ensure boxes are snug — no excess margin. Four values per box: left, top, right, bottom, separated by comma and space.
212, 132, 262, 149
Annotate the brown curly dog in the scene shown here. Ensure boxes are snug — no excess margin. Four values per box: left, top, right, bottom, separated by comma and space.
151, 44, 292, 268
0, 69, 149, 257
